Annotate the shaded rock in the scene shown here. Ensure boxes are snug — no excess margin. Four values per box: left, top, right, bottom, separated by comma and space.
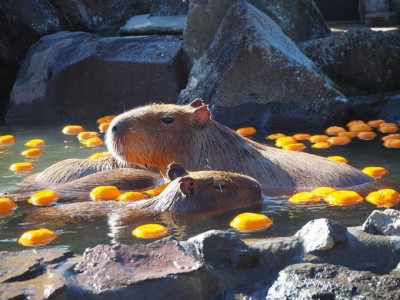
266, 263, 400, 299
150, 0, 189, 16
179, 0, 347, 129
0, 248, 73, 300
74, 238, 210, 298
362, 209, 400, 236
359, 0, 391, 23
378, 93, 400, 122
295, 218, 347, 252
302, 28, 400, 95
7, 31, 187, 123
184, 0, 330, 62
119, 14, 186, 35
365, 11, 399, 27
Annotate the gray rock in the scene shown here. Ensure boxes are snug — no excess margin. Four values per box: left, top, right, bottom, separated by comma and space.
379, 93, 400, 122
179, 0, 347, 129
7, 31, 187, 123
362, 209, 400, 236
119, 14, 186, 35
266, 263, 400, 300
0, 248, 73, 300
302, 28, 400, 95
184, 0, 330, 62
359, 0, 391, 23
365, 11, 399, 27
295, 218, 347, 253
150, 0, 189, 16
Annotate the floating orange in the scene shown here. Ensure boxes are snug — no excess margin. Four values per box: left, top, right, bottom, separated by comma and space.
82, 137, 104, 147
283, 143, 306, 151
28, 190, 59, 206
97, 115, 116, 124
293, 133, 311, 141
357, 131, 376, 140
21, 148, 44, 158
236, 127, 257, 137
132, 224, 169, 239
365, 189, 400, 208
266, 133, 285, 140
382, 133, 400, 141
309, 135, 329, 143
325, 126, 346, 135
289, 192, 320, 204
337, 131, 356, 138
230, 212, 273, 231
367, 119, 386, 128
349, 123, 372, 133
328, 136, 351, 145
25, 139, 47, 147
325, 190, 363, 206
18, 228, 58, 247
77, 131, 100, 142
88, 151, 109, 160
311, 142, 331, 149
327, 156, 348, 164
383, 139, 400, 148
62, 125, 84, 135
275, 136, 296, 147
9, 162, 35, 172
0, 198, 17, 216
98, 122, 110, 133
310, 187, 336, 198
378, 123, 398, 133
90, 186, 121, 201
145, 183, 170, 196
118, 192, 147, 202
0, 135, 16, 146
362, 166, 388, 178
346, 120, 365, 128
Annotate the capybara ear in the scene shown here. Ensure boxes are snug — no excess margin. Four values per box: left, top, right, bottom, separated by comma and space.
192, 105, 211, 125
166, 163, 188, 180
179, 176, 195, 196
189, 98, 204, 108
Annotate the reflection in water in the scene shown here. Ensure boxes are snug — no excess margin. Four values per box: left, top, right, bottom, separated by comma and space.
0, 125, 399, 253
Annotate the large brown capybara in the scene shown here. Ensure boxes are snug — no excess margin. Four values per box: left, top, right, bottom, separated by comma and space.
3, 168, 163, 202
105, 100, 374, 195
23, 163, 262, 226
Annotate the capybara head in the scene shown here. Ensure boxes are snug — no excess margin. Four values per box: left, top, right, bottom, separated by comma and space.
145, 163, 262, 212
106, 100, 218, 173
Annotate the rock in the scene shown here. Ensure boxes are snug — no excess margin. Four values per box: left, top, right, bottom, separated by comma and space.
295, 218, 347, 253
362, 209, 400, 236
302, 28, 400, 96
184, 0, 330, 62
119, 14, 186, 35
179, 0, 347, 129
0, 248, 73, 300
7, 31, 187, 123
266, 263, 400, 299
150, 0, 189, 16
378, 92, 400, 122
74, 238, 209, 298
359, 0, 391, 23
365, 11, 399, 27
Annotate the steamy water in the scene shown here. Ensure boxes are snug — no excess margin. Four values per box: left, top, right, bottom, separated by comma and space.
1, 123, 399, 254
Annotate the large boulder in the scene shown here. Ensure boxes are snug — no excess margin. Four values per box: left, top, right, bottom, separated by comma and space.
179, 0, 347, 129
302, 29, 400, 96
362, 209, 400, 236
184, 0, 331, 62
7, 31, 187, 123
150, 0, 189, 16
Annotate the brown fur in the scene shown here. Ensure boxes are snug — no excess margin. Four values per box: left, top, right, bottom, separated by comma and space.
106, 103, 374, 195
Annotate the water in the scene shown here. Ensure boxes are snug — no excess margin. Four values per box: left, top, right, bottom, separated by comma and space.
0, 124, 399, 254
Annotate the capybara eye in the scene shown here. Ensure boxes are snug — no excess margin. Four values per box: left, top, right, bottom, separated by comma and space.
161, 116, 175, 124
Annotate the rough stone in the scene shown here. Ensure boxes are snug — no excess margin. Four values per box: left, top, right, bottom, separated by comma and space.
7, 31, 187, 123
119, 14, 186, 35
150, 0, 189, 16
365, 11, 399, 27
266, 263, 400, 299
362, 209, 400, 236
0, 248, 73, 300
184, 0, 331, 62
359, 0, 391, 23
378, 92, 400, 122
302, 28, 400, 95
295, 218, 347, 253
179, 0, 347, 129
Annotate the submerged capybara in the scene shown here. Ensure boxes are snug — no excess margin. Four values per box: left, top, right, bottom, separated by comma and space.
105, 100, 373, 195
24, 163, 262, 223
4, 168, 163, 202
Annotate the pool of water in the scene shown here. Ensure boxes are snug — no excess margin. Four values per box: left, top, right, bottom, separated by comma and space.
0, 123, 399, 254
